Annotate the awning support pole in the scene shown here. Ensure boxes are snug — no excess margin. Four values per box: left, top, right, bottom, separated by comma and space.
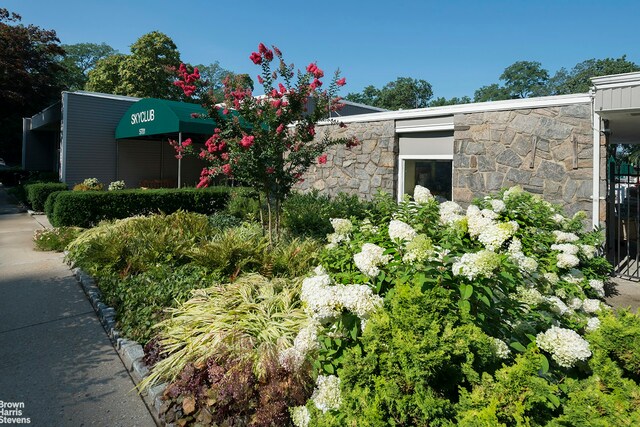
178, 132, 182, 188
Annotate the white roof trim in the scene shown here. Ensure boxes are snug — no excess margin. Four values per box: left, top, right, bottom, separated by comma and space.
322, 93, 591, 125
591, 71, 640, 88
396, 123, 454, 133
66, 90, 141, 102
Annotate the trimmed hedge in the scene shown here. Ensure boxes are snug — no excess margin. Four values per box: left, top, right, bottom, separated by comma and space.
50, 187, 234, 227
25, 182, 68, 212
44, 190, 66, 219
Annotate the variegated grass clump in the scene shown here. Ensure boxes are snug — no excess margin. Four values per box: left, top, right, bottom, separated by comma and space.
141, 273, 308, 389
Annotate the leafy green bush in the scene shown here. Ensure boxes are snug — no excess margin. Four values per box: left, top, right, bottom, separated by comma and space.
225, 187, 260, 221
282, 191, 374, 239
96, 264, 219, 343
51, 186, 232, 227
24, 182, 67, 211
44, 190, 65, 219
73, 177, 104, 191
33, 226, 84, 252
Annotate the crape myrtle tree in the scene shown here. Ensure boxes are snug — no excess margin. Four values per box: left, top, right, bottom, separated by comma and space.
172, 43, 358, 242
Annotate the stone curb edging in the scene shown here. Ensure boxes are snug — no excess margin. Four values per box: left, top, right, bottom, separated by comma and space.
69, 265, 169, 426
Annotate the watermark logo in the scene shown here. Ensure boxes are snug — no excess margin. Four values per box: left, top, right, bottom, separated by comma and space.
0, 401, 30, 424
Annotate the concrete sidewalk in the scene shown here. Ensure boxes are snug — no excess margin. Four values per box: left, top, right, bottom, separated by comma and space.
0, 184, 156, 426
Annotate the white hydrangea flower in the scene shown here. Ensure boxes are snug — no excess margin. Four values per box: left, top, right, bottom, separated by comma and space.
536, 326, 592, 368
492, 338, 511, 359
544, 272, 559, 284
439, 201, 465, 225
582, 299, 601, 314
546, 296, 570, 316
301, 275, 341, 322
290, 406, 310, 427
562, 270, 584, 284
279, 321, 320, 372
552, 213, 565, 223
388, 219, 417, 242
330, 218, 353, 235
452, 250, 500, 280
312, 375, 342, 413
490, 199, 506, 213
553, 230, 580, 243
353, 243, 392, 278
481, 208, 499, 220
516, 286, 545, 306
508, 238, 522, 254
551, 243, 580, 255
337, 284, 383, 320
585, 317, 601, 332
360, 218, 379, 234
478, 221, 519, 251
511, 252, 539, 273
466, 205, 494, 238
503, 186, 523, 200
557, 253, 580, 269
569, 298, 583, 310
580, 244, 597, 260
588, 279, 605, 298
402, 234, 435, 263
414, 185, 434, 203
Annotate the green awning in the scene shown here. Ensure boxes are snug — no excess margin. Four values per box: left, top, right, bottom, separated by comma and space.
115, 98, 216, 139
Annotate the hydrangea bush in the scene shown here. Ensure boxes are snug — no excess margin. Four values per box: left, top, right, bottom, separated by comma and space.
280, 186, 640, 425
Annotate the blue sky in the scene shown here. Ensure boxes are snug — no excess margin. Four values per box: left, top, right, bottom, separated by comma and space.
6, 0, 640, 99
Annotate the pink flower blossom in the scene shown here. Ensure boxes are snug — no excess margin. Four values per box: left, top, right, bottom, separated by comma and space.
308, 126, 315, 136
250, 52, 262, 64
182, 138, 192, 147
222, 164, 232, 175
220, 152, 229, 161
239, 135, 255, 148
258, 43, 268, 54
278, 83, 287, 94
197, 177, 209, 188
264, 49, 274, 61
336, 77, 346, 86
257, 75, 264, 84
273, 46, 282, 56
266, 167, 275, 174
318, 154, 327, 164
276, 124, 285, 134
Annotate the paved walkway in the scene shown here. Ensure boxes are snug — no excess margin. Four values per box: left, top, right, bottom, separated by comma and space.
0, 184, 156, 426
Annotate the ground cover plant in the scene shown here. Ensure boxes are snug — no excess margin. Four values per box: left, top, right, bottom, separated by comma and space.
139, 186, 640, 426
33, 226, 83, 252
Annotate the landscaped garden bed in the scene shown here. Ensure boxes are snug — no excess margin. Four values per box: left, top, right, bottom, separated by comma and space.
37, 184, 640, 426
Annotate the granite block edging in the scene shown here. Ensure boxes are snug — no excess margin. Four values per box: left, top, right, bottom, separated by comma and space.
68, 264, 169, 426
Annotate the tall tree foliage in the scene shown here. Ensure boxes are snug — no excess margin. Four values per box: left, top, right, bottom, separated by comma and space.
58, 42, 117, 91
552, 56, 640, 94
86, 31, 183, 99
0, 8, 64, 164
346, 77, 433, 110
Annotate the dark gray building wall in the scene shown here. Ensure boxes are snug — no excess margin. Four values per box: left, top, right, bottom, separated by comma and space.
22, 118, 57, 172
62, 92, 136, 186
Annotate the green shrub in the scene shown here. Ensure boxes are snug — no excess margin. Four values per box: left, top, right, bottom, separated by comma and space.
282, 190, 374, 239
33, 226, 84, 252
226, 187, 261, 220
207, 211, 242, 230
96, 264, 219, 344
65, 211, 217, 276
73, 177, 104, 191
24, 182, 68, 211
44, 190, 65, 219
51, 186, 232, 227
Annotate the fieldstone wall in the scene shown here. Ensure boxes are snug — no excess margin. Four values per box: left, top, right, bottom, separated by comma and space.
296, 120, 397, 199
453, 104, 595, 219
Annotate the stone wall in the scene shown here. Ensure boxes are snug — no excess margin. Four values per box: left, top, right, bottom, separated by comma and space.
453, 103, 595, 219
296, 120, 397, 199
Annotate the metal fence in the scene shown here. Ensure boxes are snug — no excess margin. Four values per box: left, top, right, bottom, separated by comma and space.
608, 158, 640, 280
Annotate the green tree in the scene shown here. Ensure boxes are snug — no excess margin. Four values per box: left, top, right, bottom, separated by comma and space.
86, 31, 183, 99
0, 8, 64, 164
474, 83, 511, 102
428, 96, 472, 107
193, 62, 254, 100
551, 56, 640, 94
58, 42, 117, 91
378, 77, 433, 109
500, 60, 550, 98
345, 85, 380, 106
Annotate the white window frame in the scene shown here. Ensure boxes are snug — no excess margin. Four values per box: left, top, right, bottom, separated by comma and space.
397, 154, 454, 202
